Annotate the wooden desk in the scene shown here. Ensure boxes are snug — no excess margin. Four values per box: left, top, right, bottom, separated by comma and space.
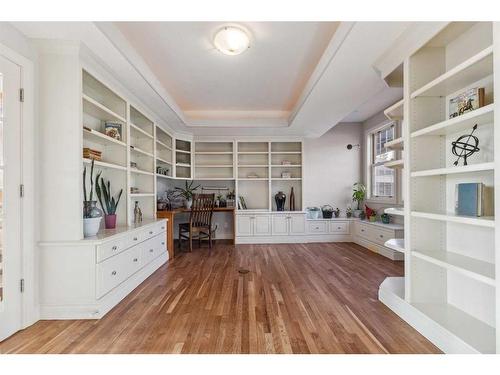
157, 207, 236, 258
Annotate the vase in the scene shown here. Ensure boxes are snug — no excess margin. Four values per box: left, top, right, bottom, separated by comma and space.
185, 198, 192, 209
353, 209, 363, 218
83, 217, 101, 237
83, 200, 102, 219
275, 191, 286, 211
105, 214, 117, 229
289, 187, 295, 211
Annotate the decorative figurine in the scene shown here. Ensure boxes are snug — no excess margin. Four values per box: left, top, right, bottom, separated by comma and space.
134, 201, 143, 223
452, 124, 480, 166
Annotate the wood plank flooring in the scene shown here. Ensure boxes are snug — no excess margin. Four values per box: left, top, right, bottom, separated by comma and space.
0, 242, 440, 354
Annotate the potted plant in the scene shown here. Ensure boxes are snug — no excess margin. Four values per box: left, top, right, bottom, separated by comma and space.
346, 206, 353, 218
306, 207, 321, 219
82, 159, 103, 237
365, 205, 377, 222
175, 180, 200, 209
95, 174, 123, 229
333, 207, 341, 218
381, 213, 390, 224
352, 182, 366, 218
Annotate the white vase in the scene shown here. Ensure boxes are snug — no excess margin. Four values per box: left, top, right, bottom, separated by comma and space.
353, 209, 363, 218
185, 199, 192, 209
83, 217, 102, 237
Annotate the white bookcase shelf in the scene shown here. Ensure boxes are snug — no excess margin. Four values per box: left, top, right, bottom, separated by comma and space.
411, 162, 495, 177
412, 250, 495, 286
384, 99, 404, 120
83, 158, 127, 171
411, 103, 494, 138
83, 128, 126, 148
82, 94, 126, 123
384, 159, 404, 169
411, 45, 493, 98
384, 137, 404, 150
378, 22, 498, 354
411, 211, 495, 228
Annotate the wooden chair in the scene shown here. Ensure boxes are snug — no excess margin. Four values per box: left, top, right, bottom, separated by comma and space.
178, 193, 215, 252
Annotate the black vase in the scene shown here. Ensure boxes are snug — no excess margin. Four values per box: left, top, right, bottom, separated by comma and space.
275, 191, 286, 211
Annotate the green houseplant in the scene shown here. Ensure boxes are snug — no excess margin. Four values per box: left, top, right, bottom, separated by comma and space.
95, 173, 123, 229
82, 159, 103, 237
352, 182, 366, 218
175, 180, 201, 209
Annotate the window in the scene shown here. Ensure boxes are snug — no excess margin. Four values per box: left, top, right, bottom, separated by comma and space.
368, 123, 396, 200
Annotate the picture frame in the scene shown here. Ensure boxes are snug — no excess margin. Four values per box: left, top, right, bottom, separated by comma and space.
449, 87, 485, 119
105, 121, 123, 140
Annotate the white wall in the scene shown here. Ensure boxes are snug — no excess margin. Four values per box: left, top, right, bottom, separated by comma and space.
303, 122, 363, 211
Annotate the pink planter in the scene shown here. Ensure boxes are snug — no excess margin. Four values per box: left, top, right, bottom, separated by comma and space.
105, 214, 117, 229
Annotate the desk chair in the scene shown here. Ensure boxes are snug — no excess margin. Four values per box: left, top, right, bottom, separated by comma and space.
178, 193, 215, 252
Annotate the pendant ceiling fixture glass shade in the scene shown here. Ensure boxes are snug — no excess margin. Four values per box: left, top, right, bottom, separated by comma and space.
213, 26, 250, 55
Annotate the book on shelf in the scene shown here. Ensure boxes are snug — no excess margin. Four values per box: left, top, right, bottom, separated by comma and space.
83, 148, 102, 161
105, 121, 123, 141
455, 182, 484, 217
238, 196, 247, 210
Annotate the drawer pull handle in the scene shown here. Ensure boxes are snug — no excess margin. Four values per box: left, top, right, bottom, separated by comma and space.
161, 226, 165, 230
111, 271, 117, 276
149, 231, 153, 234
337, 227, 341, 229
361, 229, 365, 232
149, 249, 154, 253
133, 258, 138, 262
133, 237, 138, 241
112, 246, 118, 251
161, 242, 165, 245
380, 235, 384, 238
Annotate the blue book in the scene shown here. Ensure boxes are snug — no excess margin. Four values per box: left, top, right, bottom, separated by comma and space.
455, 183, 483, 217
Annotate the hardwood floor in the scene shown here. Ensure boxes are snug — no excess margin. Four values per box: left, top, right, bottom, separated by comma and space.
0, 242, 440, 354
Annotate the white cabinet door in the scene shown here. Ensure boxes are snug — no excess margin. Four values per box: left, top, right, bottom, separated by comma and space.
272, 215, 288, 236
236, 215, 253, 237
254, 215, 271, 236
289, 214, 306, 235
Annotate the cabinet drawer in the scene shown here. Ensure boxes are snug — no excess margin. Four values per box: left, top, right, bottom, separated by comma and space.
329, 221, 349, 234
370, 228, 392, 246
96, 245, 142, 298
308, 221, 328, 233
356, 223, 371, 240
97, 237, 130, 263
142, 233, 167, 264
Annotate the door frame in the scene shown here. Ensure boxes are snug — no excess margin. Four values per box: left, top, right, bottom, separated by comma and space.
0, 42, 37, 331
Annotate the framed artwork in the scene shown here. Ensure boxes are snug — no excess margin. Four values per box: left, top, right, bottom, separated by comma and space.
449, 87, 485, 119
105, 121, 122, 140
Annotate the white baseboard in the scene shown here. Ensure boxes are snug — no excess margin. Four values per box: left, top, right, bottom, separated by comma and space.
40, 253, 168, 320
235, 234, 352, 244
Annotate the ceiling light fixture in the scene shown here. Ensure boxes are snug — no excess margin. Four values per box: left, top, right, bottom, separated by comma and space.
213, 25, 250, 56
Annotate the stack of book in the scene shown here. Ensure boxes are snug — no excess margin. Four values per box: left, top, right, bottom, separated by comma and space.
83, 148, 102, 161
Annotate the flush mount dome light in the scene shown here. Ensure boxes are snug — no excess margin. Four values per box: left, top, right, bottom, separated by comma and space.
213, 26, 250, 55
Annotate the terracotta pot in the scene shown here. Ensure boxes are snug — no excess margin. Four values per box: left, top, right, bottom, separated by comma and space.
105, 214, 117, 229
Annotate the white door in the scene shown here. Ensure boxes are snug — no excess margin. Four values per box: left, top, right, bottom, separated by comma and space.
289, 214, 306, 235
0, 54, 22, 341
254, 215, 271, 236
271, 215, 288, 236
236, 215, 253, 236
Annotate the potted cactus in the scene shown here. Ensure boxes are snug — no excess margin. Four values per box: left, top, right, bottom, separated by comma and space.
333, 207, 341, 218
83, 160, 103, 237
96, 174, 123, 229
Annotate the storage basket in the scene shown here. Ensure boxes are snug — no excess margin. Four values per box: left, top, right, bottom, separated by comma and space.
321, 205, 334, 219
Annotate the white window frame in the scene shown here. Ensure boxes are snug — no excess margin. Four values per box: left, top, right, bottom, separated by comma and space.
365, 120, 401, 205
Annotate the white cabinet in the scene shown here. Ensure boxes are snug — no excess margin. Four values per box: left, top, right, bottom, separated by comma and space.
236, 214, 271, 236
271, 214, 306, 236
254, 215, 271, 236
39, 219, 168, 319
353, 221, 403, 260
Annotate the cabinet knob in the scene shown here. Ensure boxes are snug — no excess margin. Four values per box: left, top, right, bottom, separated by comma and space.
338, 227, 341, 229
361, 229, 365, 232
149, 249, 154, 253
111, 270, 117, 276
149, 231, 153, 235
161, 226, 165, 230
380, 234, 384, 238
133, 237, 138, 241
133, 258, 138, 262
161, 242, 165, 245
112, 245, 117, 251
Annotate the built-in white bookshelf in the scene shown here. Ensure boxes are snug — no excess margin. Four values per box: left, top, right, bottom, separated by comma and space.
235, 141, 303, 212
383, 22, 498, 354
194, 141, 234, 180
175, 139, 192, 179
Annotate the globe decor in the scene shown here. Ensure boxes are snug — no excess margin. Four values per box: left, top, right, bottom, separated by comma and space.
452, 124, 480, 166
